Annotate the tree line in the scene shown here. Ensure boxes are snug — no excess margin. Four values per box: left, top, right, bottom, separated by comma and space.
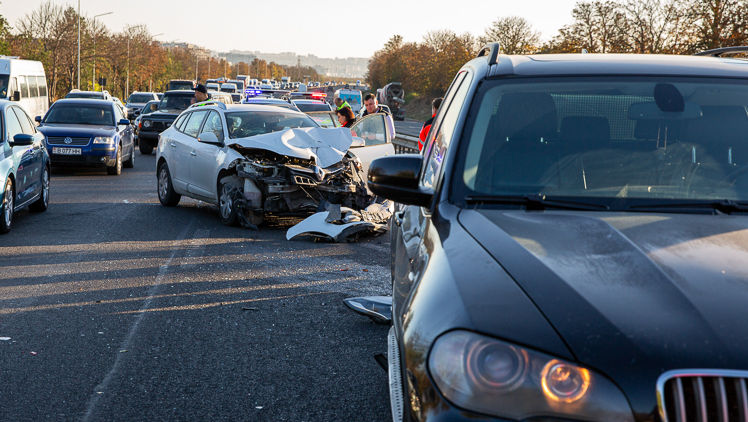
0, 1, 322, 101
367, 0, 748, 99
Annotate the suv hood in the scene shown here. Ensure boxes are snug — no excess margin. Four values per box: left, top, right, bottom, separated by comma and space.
228, 127, 353, 168
459, 209, 748, 413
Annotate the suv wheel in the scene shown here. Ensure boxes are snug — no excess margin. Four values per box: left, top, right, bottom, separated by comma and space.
107, 148, 122, 175
0, 178, 13, 233
29, 166, 49, 212
139, 142, 153, 155
218, 180, 238, 226
157, 162, 180, 206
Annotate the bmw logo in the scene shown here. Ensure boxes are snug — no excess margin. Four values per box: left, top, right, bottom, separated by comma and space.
64, 137, 72, 144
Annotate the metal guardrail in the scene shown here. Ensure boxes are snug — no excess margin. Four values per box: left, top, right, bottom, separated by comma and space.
393, 133, 419, 154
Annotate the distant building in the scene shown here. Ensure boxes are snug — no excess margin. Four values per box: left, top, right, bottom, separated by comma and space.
217, 50, 368, 79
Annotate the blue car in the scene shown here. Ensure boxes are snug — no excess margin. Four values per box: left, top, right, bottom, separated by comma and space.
37, 99, 135, 175
0, 100, 50, 233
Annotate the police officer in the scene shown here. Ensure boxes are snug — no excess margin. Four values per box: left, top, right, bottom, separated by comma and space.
334, 96, 350, 110
193, 84, 210, 104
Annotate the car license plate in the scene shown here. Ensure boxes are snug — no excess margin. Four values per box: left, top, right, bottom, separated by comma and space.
52, 147, 82, 155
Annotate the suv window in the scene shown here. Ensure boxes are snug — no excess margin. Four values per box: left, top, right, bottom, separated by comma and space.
183, 110, 208, 138
422, 71, 472, 189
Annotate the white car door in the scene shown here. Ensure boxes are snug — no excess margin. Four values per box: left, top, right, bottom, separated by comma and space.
176, 110, 208, 192
189, 110, 225, 200
348, 113, 395, 176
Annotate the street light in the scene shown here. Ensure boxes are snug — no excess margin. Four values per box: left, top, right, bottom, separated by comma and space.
92, 11, 113, 91
147, 33, 164, 92
77, 0, 80, 89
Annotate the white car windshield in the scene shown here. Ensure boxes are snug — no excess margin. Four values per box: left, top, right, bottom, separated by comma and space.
225, 111, 318, 138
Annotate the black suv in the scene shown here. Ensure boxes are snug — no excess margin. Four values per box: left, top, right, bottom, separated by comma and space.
370, 44, 748, 421
137, 90, 194, 154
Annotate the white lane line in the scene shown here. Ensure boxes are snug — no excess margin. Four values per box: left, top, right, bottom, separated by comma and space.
81, 222, 196, 422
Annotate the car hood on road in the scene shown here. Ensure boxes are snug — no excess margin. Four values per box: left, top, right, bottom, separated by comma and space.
38, 124, 116, 137
459, 209, 748, 414
228, 127, 354, 168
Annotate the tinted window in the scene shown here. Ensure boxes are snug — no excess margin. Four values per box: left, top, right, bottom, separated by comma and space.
66, 92, 105, 99
128, 93, 155, 103
45, 104, 115, 125
423, 72, 472, 189
295, 102, 332, 112
6, 107, 23, 141
158, 94, 193, 112
225, 111, 317, 138
183, 110, 208, 138
12, 107, 35, 134
0, 75, 8, 98
454, 76, 748, 203
168, 81, 194, 90
200, 111, 224, 142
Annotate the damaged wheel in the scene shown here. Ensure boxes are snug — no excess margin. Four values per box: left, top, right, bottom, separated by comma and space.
218, 180, 239, 226
157, 162, 180, 206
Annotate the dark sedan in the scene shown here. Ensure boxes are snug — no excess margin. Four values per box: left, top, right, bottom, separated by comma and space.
37, 99, 134, 175
369, 47, 748, 422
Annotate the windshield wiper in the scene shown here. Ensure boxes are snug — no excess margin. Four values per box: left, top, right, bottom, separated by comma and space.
465, 194, 610, 211
627, 199, 748, 214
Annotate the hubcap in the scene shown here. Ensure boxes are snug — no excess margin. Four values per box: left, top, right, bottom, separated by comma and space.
158, 167, 169, 200
220, 184, 232, 218
4, 181, 12, 226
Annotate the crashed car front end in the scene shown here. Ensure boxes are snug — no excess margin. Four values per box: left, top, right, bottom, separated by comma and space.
228, 146, 373, 217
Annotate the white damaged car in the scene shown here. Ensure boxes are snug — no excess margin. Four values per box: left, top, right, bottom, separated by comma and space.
155, 102, 395, 226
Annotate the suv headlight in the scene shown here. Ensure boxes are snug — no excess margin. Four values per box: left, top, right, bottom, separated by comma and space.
93, 136, 114, 145
143, 120, 152, 128
428, 330, 633, 421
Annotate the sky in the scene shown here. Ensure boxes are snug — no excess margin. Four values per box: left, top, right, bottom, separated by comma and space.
1, 0, 581, 58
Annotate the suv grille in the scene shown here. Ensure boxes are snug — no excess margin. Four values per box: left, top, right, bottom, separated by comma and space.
658, 370, 748, 422
46, 136, 90, 146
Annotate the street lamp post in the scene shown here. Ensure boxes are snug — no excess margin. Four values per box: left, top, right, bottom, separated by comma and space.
92, 12, 113, 91
126, 36, 130, 97
148, 33, 164, 92
77, 0, 80, 89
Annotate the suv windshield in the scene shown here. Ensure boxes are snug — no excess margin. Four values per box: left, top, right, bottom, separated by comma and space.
295, 102, 331, 112
225, 111, 318, 138
454, 76, 748, 205
45, 103, 114, 125
157, 94, 193, 112
128, 93, 154, 104
168, 81, 194, 90
66, 91, 104, 99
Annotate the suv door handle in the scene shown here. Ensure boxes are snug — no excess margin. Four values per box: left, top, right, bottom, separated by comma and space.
169, 142, 176, 148
394, 211, 404, 227
190, 151, 197, 156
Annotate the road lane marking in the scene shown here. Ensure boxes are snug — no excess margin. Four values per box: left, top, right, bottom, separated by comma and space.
81, 221, 196, 422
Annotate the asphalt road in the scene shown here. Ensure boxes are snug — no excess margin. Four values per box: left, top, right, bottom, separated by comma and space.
0, 153, 392, 421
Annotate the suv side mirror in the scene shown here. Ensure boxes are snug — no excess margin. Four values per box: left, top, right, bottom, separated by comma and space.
367, 154, 433, 207
118, 118, 130, 126
35, 116, 42, 123
10, 133, 34, 146
198, 132, 221, 145
12, 91, 20, 102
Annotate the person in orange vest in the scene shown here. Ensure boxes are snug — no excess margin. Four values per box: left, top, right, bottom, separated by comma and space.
419, 97, 443, 152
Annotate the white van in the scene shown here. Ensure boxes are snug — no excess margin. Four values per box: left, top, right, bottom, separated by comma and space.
0, 57, 49, 120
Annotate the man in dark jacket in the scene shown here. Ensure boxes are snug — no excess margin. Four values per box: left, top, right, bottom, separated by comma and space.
360, 92, 391, 117
419, 97, 443, 152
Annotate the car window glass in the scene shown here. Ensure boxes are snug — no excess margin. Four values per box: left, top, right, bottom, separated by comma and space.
12, 107, 34, 134
200, 111, 224, 142
27, 77, 39, 97
351, 114, 387, 146
36, 76, 47, 97
183, 110, 208, 138
18, 76, 28, 99
6, 107, 23, 141
175, 113, 189, 132
422, 71, 472, 190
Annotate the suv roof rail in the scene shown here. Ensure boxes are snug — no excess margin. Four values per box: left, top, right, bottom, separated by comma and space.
477, 43, 501, 65
189, 100, 227, 110
694, 46, 748, 57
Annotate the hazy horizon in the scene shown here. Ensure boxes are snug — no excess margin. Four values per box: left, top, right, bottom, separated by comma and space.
1, 0, 581, 59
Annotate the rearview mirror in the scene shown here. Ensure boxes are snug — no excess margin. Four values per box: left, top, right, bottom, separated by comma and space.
118, 118, 130, 126
10, 133, 34, 146
198, 132, 221, 145
367, 154, 432, 207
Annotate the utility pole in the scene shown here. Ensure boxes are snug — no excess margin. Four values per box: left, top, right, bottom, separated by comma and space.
195, 55, 198, 81
126, 36, 130, 97
92, 12, 113, 91
77, 0, 80, 89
